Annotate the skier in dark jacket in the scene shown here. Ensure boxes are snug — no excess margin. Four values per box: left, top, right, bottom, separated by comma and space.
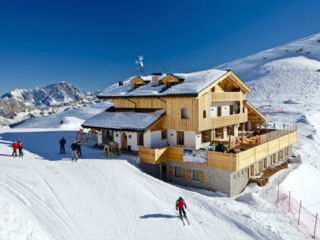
71, 140, 78, 162
176, 197, 187, 220
59, 137, 66, 154
77, 140, 82, 157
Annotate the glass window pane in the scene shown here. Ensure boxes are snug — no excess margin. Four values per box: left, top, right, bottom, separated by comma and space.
193, 170, 199, 181
175, 167, 181, 177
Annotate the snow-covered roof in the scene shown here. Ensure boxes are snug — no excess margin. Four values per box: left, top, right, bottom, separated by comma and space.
98, 69, 228, 97
82, 107, 166, 132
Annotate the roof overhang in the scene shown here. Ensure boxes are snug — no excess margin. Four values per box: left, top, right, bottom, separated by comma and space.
245, 101, 269, 123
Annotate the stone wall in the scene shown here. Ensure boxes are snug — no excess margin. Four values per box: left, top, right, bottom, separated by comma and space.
166, 161, 234, 196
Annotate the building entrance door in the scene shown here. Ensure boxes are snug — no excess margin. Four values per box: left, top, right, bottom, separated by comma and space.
122, 133, 128, 149
161, 164, 167, 181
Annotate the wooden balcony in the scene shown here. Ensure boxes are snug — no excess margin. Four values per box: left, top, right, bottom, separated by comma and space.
211, 92, 242, 102
138, 130, 298, 172
210, 113, 247, 129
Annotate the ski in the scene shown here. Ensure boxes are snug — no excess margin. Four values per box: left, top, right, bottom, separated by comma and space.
184, 217, 190, 225
181, 217, 185, 226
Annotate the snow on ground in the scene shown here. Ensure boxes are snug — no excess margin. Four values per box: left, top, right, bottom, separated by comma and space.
0, 126, 310, 240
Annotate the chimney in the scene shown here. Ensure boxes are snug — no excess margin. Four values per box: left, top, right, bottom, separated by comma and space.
118, 81, 123, 86
151, 73, 164, 87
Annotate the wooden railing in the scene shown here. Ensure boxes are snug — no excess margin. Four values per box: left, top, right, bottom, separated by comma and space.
138, 130, 298, 172
211, 113, 247, 129
211, 92, 242, 102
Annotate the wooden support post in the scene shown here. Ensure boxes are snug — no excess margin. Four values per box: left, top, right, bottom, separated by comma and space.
289, 191, 291, 212
298, 200, 302, 225
242, 123, 244, 143
277, 181, 279, 203
314, 213, 318, 239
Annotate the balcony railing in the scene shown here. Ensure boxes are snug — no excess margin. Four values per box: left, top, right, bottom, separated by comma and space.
211, 92, 242, 102
138, 130, 298, 172
210, 113, 247, 129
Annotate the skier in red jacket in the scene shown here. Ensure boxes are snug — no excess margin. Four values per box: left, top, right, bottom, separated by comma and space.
11, 142, 18, 157
176, 197, 187, 220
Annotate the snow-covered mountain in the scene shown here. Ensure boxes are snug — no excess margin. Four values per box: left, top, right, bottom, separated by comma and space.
0, 82, 101, 127
216, 33, 320, 104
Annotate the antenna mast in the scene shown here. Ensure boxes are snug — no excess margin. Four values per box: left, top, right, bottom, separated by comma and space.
135, 55, 145, 76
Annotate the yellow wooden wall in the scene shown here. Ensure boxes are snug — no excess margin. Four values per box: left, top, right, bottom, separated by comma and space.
198, 86, 247, 131
207, 151, 237, 171
109, 97, 166, 109
163, 97, 199, 131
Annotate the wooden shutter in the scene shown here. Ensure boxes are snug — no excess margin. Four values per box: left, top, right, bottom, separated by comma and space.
199, 171, 204, 183
187, 169, 191, 180
181, 168, 185, 179
170, 166, 174, 177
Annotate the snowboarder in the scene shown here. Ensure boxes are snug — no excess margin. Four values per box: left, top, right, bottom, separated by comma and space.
77, 140, 82, 157
59, 137, 66, 154
71, 140, 78, 162
11, 141, 18, 157
17, 139, 23, 157
176, 197, 187, 220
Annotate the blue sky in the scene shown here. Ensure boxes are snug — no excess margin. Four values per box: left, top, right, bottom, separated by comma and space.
1, 0, 320, 95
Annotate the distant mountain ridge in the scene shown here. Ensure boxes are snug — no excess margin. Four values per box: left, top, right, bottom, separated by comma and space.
0, 82, 101, 126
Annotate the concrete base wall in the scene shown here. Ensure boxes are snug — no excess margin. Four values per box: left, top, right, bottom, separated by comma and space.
138, 162, 161, 179
166, 161, 234, 196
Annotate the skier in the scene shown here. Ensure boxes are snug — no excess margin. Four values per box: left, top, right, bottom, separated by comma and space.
59, 137, 66, 154
71, 140, 78, 162
11, 141, 18, 157
77, 140, 82, 157
17, 139, 24, 157
176, 197, 187, 220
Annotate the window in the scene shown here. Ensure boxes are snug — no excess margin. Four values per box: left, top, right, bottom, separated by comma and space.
215, 128, 223, 139
161, 130, 167, 139
137, 133, 144, 146
181, 108, 189, 119
203, 110, 206, 118
264, 158, 267, 168
193, 170, 199, 181
227, 126, 233, 135
259, 161, 263, 171
230, 105, 234, 115
103, 130, 114, 141
175, 167, 181, 177
250, 165, 254, 176
177, 131, 184, 145
217, 106, 222, 117
201, 130, 210, 143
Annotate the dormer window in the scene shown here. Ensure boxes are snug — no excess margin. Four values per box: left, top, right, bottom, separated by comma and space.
161, 74, 184, 89
130, 76, 146, 89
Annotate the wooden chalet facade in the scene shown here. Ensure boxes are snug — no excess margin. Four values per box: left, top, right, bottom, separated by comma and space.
82, 69, 298, 196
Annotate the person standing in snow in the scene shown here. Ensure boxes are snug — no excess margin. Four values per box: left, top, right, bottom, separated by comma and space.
176, 197, 187, 220
77, 140, 82, 157
71, 140, 78, 162
11, 141, 18, 157
17, 139, 24, 157
59, 137, 66, 154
